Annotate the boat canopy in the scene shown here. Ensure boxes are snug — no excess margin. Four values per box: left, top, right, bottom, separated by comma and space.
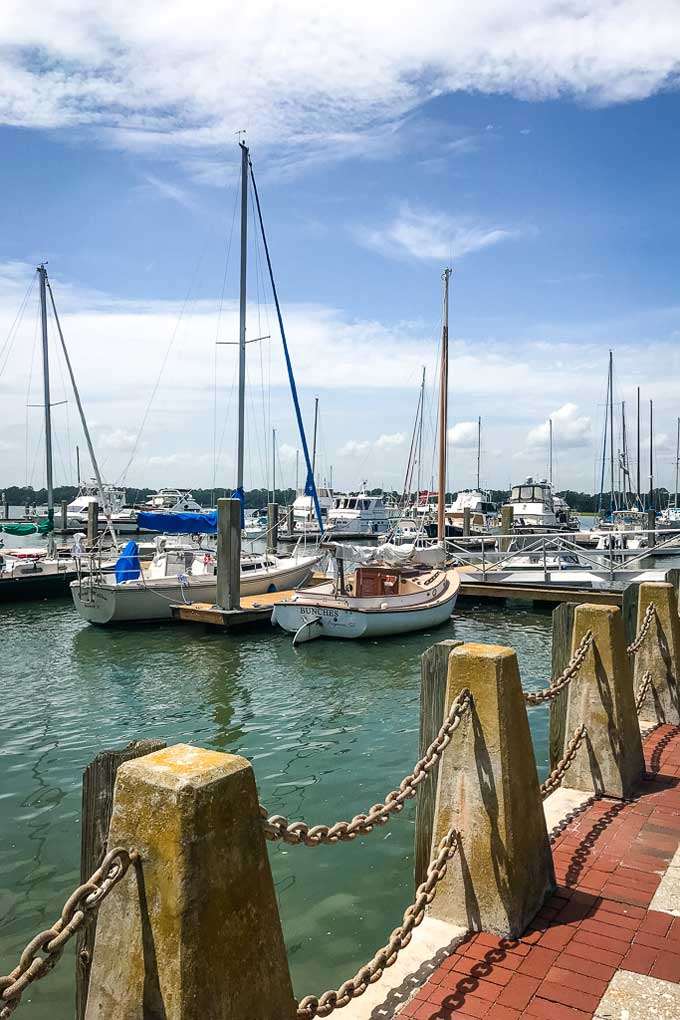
330, 542, 445, 567
137, 510, 217, 534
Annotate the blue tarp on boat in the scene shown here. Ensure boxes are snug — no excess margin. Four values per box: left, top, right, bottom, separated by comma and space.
137, 510, 218, 535
115, 540, 142, 583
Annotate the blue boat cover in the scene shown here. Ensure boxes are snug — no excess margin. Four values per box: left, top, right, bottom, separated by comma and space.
115, 540, 142, 583
137, 511, 217, 535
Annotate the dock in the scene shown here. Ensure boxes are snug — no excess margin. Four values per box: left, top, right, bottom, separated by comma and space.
170, 573, 328, 630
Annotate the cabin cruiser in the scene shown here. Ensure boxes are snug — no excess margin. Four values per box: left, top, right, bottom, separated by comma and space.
425, 489, 498, 538
325, 492, 390, 537
592, 510, 649, 551
292, 487, 334, 525
506, 478, 579, 533
137, 489, 207, 513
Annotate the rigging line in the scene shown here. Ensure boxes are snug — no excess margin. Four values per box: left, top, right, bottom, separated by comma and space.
0, 274, 36, 379
245, 359, 268, 490
212, 168, 241, 496
118, 226, 217, 487
47, 296, 74, 484
250, 181, 269, 495
24, 300, 41, 489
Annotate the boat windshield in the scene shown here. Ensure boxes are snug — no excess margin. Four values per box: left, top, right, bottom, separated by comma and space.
511, 485, 550, 503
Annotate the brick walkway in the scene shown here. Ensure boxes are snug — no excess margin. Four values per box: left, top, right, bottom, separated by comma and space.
397, 725, 680, 1020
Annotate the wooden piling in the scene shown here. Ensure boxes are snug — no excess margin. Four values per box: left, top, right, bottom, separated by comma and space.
267, 502, 279, 553
216, 498, 241, 611
76, 738, 166, 1020
61, 499, 68, 531
462, 507, 471, 537
414, 640, 462, 887
286, 504, 294, 536
87, 500, 98, 544
499, 505, 513, 551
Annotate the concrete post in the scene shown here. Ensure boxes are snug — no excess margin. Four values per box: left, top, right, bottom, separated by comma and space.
267, 502, 279, 554
428, 643, 554, 937
216, 498, 241, 610
61, 499, 68, 530
87, 500, 98, 544
462, 506, 471, 537
85, 744, 296, 1020
633, 581, 680, 725
499, 505, 513, 552
563, 603, 644, 799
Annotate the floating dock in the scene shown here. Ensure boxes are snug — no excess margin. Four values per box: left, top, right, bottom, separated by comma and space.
171, 575, 328, 630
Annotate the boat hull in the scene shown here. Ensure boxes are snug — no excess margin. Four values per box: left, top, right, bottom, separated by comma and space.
70, 557, 321, 625
272, 577, 458, 641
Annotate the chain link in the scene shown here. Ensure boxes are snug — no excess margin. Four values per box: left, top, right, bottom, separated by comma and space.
524, 630, 593, 706
627, 602, 656, 655
0, 847, 137, 1018
261, 689, 472, 847
296, 827, 459, 1018
635, 670, 653, 715
540, 725, 588, 800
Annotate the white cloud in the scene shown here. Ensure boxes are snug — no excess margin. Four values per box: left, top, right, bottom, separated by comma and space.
1, 2, 680, 165
142, 175, 196, 210
375, 432, 405, 449
358, 203, 517, 262
338, 440, 370, 457
278, 443, 298, 462
98, 428, 138, 451
448, 421, 478, 448
526, 403, 592, 449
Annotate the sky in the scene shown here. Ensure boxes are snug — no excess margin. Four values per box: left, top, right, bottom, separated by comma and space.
1, 1, 680, 497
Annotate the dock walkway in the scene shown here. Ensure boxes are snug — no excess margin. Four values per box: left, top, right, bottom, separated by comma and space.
396, 724, 680, 1020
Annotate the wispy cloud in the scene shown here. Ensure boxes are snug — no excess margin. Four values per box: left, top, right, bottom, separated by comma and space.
357, 203, 519, 262
142, 174, 197, 210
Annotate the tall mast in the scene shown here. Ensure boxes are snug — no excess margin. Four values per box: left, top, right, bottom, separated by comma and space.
621, 401, 628, 506
549, 418, 553, 487
636, 386, 641, 504
76, 445, 81, 487
295, 449, 299, 495
675, 418, 680, 509
437, 268, 451, 542
272, 428, 276, 501
417, 366, 425, 499
236, 141, 248, 503
477, 415, 482, 490
608, 350, 614, 514
311, 396, 319, 480
37, 265, 54, 530
649, 399, 654, 511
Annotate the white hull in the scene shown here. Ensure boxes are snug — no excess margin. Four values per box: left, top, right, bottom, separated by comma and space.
272, 571, 459, 641
71, 556, 321, 625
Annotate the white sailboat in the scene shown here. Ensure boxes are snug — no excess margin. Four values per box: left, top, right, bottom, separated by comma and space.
71, 141, 322, 625
273, 268, 459, 643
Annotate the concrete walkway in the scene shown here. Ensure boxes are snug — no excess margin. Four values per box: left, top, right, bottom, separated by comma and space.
395, 724, 680, 1020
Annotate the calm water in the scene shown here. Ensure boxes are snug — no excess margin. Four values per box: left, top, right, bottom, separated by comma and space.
0, 591, 554, 1016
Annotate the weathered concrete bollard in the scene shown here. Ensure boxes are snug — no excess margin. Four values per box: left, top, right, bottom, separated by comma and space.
428, 643, 554, 937
563, 603, 644, 799
634, 581, 680, 725
85, 743, 296, 1020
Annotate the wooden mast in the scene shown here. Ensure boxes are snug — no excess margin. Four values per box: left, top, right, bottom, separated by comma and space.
437, 268, 452, 542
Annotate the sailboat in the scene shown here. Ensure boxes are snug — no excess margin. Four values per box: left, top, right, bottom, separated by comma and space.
70, 142, 321, 624
272, 268, 460, 643
1, 265, 117, 601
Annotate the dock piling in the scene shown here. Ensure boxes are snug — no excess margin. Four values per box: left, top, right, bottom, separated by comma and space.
216, 497, 241, 610
61, 499, 68, 531
84, 744, 296, 1020
87, 500, 98, 544
462, 507, 471, 537
633, 581, 680, 725
499, 505, 513, 551
563, 603, 644, 798
427, 642, 554, 936
267, 501, 279, 553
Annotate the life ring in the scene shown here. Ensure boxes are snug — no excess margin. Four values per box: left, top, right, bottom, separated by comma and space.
203, 553, 214, 567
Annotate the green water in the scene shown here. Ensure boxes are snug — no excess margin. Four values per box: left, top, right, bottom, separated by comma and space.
0, 596, 553, 1015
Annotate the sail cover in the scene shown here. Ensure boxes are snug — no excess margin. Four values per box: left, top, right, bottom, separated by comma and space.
115, 540, 142, 583
332, 542, 446, 567
137, 511, 217, 535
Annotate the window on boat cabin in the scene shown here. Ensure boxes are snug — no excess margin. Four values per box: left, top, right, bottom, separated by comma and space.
347, 498, 357, 509
519, 486, 534, 500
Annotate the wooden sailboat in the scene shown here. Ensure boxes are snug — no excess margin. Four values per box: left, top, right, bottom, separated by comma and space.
272, 268, 459, 643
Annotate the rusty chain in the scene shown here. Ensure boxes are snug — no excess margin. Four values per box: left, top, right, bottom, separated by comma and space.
635, 670, 653, 715
523, 630, 594, 706
261, 689, 472, 847
0, 847, 136, 1018
296, 827, 459, 1018
540, 724, 588, 800
627, 602, 656, 655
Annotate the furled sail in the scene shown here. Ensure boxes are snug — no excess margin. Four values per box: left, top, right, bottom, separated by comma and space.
136, 511, 217, 535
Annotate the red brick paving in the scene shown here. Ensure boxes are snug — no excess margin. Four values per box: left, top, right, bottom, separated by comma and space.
397, 725, 680, 1019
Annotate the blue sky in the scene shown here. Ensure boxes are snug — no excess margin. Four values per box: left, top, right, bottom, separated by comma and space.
1, 2, 680, 495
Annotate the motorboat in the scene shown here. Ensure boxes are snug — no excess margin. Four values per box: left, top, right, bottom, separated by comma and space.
325, 492, 390, 537
272, 543, 459, 643
505, 478, 579, 533
70, 536, 322, 624
292, 487, 334, 526
425, 489, 498, 539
